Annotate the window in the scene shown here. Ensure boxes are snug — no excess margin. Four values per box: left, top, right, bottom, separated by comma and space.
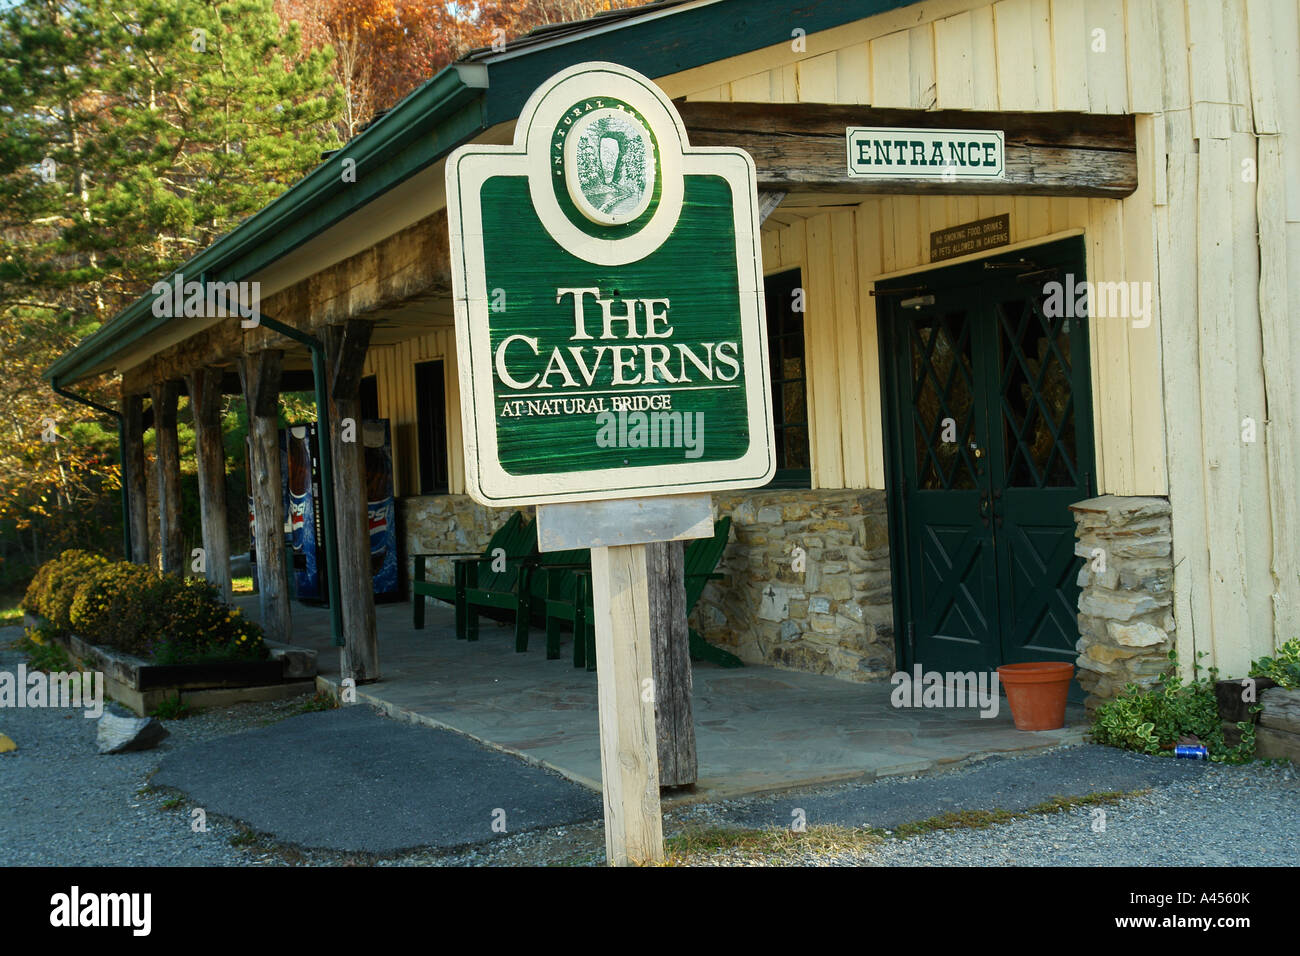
414, 360, 449, 495
764, 268, 811, 487
360, 375, 379, 421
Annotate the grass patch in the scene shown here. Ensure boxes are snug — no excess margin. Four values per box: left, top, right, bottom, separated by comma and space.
228, 828, 260, 848
230, 576, 253, 594
150, 695, 193, 721
0, 595, 23, 626
294, 691, 338, 715
657, 791, 1151, 864
160, 797, 184, 810
12, 628, 77, 673
663, 824, 882, 865
876, 789, 1148, 839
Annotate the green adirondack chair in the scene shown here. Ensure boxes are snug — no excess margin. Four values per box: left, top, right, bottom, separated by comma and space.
684, 516, 743, 668
569, 516, 742, 670
411, 511, 538, 647
524, 548, 590, 660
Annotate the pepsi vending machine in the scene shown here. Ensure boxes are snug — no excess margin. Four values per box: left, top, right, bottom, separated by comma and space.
286, 424, 327, 602
364, 419, 400, 603
276, 419, 398, 604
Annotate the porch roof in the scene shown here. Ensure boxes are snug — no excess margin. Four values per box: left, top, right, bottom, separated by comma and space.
44, 0, 916, 388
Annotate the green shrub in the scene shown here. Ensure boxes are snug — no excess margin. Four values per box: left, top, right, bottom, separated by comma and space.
1091, 651, 1256, 763
1249, 638, 1300, 689
150, 695, 193, 720
15, 624, 77, 673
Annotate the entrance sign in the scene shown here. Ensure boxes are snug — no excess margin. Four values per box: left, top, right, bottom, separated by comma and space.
846, 127, 1005, 181
446, 62, 774, 507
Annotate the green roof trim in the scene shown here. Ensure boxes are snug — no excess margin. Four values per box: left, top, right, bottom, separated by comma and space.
47, 0, 913, 385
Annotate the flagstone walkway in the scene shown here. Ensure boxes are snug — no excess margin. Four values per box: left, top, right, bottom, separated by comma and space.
237, 594, 1087, 800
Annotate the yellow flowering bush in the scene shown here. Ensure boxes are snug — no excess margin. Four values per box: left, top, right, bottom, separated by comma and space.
148, 575, 267, 664
69, 561, 160, 654
23, 553, 267, 664
23, 550, 112, 631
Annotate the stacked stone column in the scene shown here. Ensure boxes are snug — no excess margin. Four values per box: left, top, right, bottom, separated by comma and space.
1070, 495, 1177, 712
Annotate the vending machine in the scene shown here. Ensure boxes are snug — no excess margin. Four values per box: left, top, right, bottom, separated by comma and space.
364, 419, 400, 603
270, 418, 398, 605
286, 423, 327, 603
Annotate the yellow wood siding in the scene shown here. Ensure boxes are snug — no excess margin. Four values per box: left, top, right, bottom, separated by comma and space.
759, 189, 1166, 499
361, 328, 463, 497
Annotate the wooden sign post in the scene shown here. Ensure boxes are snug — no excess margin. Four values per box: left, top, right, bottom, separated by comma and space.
445, 63, 773, 865
590, 541, 662, 864
537, 493, 715, 864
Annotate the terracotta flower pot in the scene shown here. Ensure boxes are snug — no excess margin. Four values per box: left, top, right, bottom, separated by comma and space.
996, 662, 1075, 731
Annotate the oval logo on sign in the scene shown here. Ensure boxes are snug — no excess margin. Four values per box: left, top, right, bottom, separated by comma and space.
564, 108, 656, 225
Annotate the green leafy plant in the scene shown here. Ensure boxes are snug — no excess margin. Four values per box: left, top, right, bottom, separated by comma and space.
14, 624, 76, 673
1249, 638, 1300, 689
150, 695, 193, 720
1091, 651, 1256, 763
294, 691, 339, 714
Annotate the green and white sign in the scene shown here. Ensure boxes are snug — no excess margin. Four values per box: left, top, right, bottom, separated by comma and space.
446, 62, 774, 506
846, 127, 1005, 180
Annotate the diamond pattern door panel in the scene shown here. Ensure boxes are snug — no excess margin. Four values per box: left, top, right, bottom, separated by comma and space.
988, 283, 1096, 669
894, 299, 999, 674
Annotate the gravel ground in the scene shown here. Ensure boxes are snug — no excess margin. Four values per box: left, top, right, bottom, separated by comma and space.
663, 754, 1300, 866
5, 623, 1299, 867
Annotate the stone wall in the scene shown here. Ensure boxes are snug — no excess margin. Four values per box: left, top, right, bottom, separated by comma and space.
400, 489, 895, 684
1070, 495, 1176, 712
692, 488, 894, 682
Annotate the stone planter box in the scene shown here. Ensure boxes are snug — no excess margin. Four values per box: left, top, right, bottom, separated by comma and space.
23, 613, 316, 716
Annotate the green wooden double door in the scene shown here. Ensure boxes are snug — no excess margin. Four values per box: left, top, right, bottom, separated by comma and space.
879, 237, 1094, 690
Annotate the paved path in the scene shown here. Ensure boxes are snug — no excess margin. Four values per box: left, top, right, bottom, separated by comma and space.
153, 706, 603, 853
238, 596, 1087, 798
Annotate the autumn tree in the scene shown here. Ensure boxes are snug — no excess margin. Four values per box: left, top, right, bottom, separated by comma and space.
277, 0, 638, 138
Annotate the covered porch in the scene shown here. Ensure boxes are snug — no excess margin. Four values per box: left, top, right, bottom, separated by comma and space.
235, 592, 1087, 800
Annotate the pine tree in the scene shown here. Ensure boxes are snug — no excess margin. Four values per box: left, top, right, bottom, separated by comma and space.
0, 0, 344, 577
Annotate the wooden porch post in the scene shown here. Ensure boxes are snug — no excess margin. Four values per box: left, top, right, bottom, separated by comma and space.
122, 392, 150, 565
187, 366, 232, 601
149, 381, 183, 573
648, 540, 698, 788
324, 320, 379, 682
239, 350, 291, 643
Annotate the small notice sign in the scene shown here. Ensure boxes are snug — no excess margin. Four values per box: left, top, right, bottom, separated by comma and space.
929, 214, 1011, 262
846, 127, 1005, 180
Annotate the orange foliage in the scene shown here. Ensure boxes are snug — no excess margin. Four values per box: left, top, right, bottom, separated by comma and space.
276, 0, 638, 136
